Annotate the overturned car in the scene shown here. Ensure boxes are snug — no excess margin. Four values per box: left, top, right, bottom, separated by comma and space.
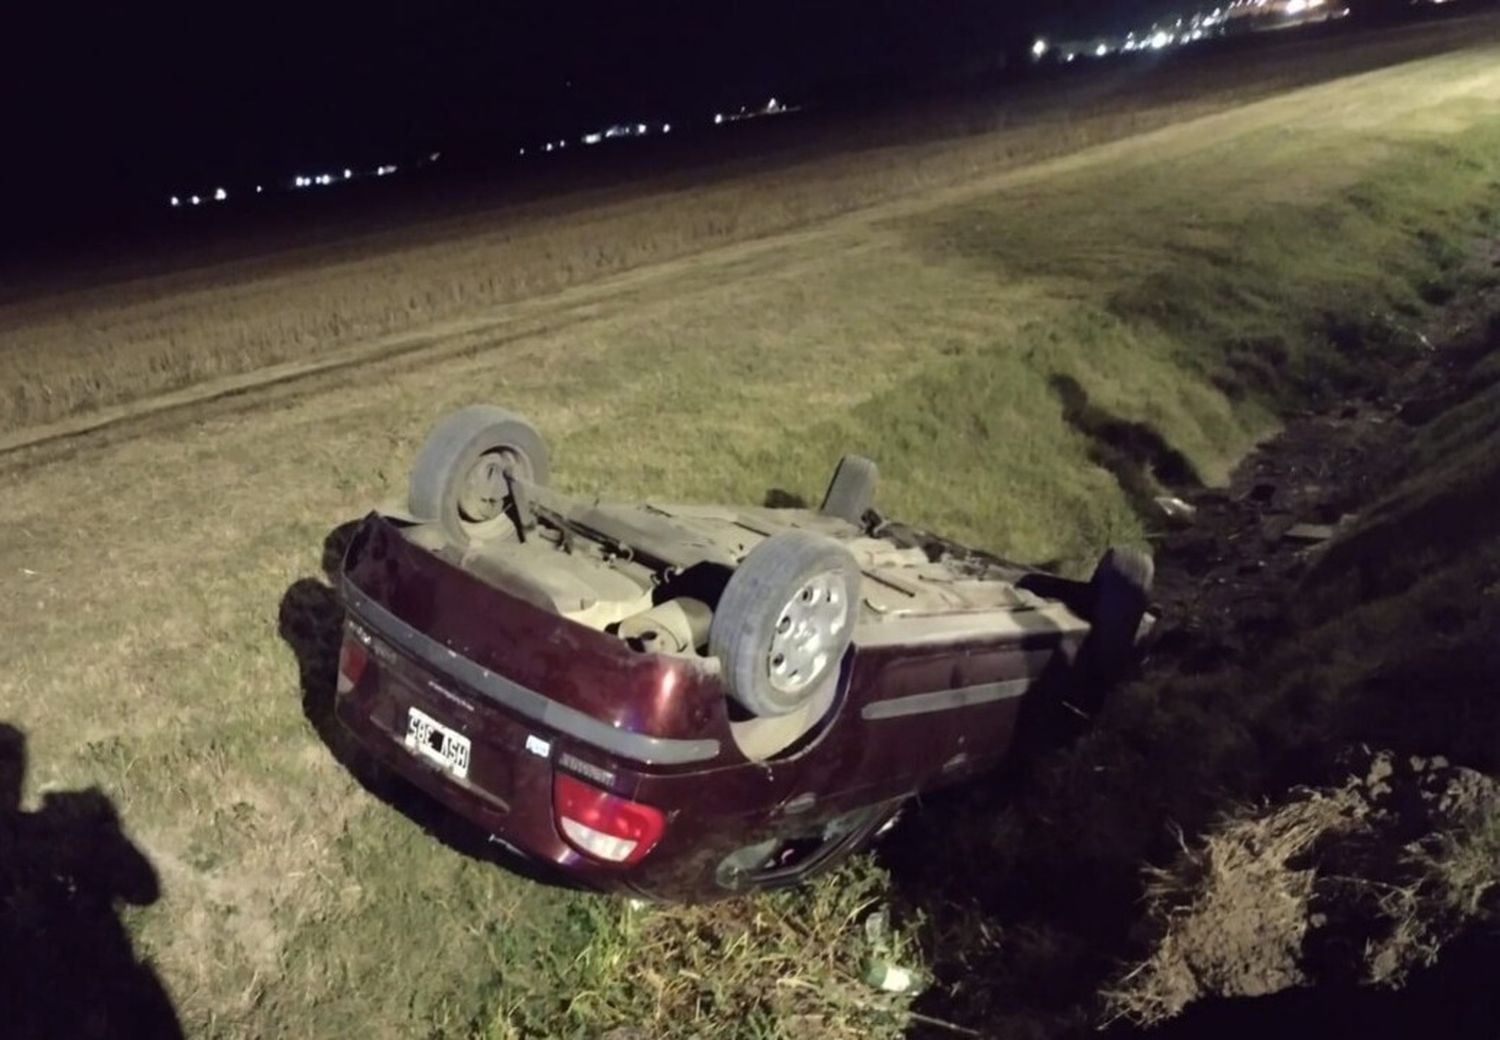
333, 405, 1154, 899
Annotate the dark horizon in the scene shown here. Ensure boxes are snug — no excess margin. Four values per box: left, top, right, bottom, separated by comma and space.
1, 0, 1474, 253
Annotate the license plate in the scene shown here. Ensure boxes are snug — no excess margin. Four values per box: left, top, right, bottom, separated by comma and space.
404, 706, 471, 780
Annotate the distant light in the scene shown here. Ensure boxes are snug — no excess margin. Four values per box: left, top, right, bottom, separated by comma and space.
662, 122, 671, 134
169, 195, 180, 207
1095, 43, 1109, 57
1286, 0, 1307, 11
190, 195, 201, 206
583, 132, 602, 145
518, 147, 526, 156
1064, 52, 1077, 62
1151, 31, 1172, 49
544, 142, 554, 152
255, 184, 263, 193
1032, 38, 1048, 58
213, 187, 227, 201
343, 168, 352, 179
558, 139, 566, 149
714, 113, 724, 125
767, 97, 778, 109
429, 151, 441, 162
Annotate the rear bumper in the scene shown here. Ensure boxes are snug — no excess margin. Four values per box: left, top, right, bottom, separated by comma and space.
334, 612, 781, 900
334, 616, 588, 875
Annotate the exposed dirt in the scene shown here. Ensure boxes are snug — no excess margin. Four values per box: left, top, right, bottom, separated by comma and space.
1146, 295, 1500, 686
1105, 749, 1499, 1025
1097, 271, 1500, 1027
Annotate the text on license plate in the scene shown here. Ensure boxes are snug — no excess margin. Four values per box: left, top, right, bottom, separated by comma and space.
404, 706, 471, 779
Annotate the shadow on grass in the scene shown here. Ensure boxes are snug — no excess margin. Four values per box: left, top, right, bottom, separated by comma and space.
0, 723, 183, 1040
1049, 374, 1202, 525
275, 520, 584, 892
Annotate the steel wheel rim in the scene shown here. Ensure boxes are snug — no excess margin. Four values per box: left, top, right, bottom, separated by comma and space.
457, 447, 528, 523
767, 570, 848, 695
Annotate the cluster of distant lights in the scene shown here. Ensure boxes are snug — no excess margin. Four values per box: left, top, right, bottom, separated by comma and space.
516, 98, 793, 158
169, 97, 801, 207
519, 122, 668, 157
169, 153, 437, 208
1032, 0, 1341, 64
714, 97, 796, 124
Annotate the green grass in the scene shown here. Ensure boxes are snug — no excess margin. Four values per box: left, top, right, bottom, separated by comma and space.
2, 31, 1500, 1040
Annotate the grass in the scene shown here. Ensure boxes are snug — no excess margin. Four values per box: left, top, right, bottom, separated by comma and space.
2, 21, 1500, 1039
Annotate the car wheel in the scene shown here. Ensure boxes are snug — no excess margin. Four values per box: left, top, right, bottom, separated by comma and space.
710, 531, 861, 718
1083, 546, 1155, 681
820, 454, 878, 525
408, 405, 550, 547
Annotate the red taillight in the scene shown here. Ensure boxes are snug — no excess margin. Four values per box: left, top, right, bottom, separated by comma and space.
553, 772, 666, 866
337, 637, 370, 694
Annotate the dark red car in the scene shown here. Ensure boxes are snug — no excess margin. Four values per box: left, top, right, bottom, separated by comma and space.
334, 405, 1154, 900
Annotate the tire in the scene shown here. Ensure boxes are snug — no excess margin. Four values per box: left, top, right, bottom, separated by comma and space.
407, 406, 550, 547
820, 454, 878, 526
1083, 547, 1155, 681
710, 531, 861, 717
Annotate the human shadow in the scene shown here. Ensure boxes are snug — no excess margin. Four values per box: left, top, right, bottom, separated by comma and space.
0, 723, 183, 1040
1050, 373, 1202, 526
276, 519, 583, 890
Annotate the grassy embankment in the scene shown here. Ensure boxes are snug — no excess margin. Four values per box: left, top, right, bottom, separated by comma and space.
0, 32, 1499, 1040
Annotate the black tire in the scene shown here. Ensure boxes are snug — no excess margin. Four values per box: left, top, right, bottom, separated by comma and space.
1083, 547, 1155, 681
710, 531, 861, 718
408, 405, 549, 546
820, 454, 878, 526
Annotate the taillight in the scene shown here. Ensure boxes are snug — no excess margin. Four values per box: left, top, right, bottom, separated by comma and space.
553, 772, 665, 866
336, 637, 370, 694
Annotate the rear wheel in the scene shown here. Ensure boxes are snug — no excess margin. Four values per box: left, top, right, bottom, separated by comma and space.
710, 532, 861, 718
407, 406, 549, 547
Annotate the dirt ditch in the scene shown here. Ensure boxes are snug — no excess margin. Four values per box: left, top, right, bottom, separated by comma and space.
888, 269, 1500, 1037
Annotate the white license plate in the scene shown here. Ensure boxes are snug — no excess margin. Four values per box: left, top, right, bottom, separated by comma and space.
404, 706, 471, 780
